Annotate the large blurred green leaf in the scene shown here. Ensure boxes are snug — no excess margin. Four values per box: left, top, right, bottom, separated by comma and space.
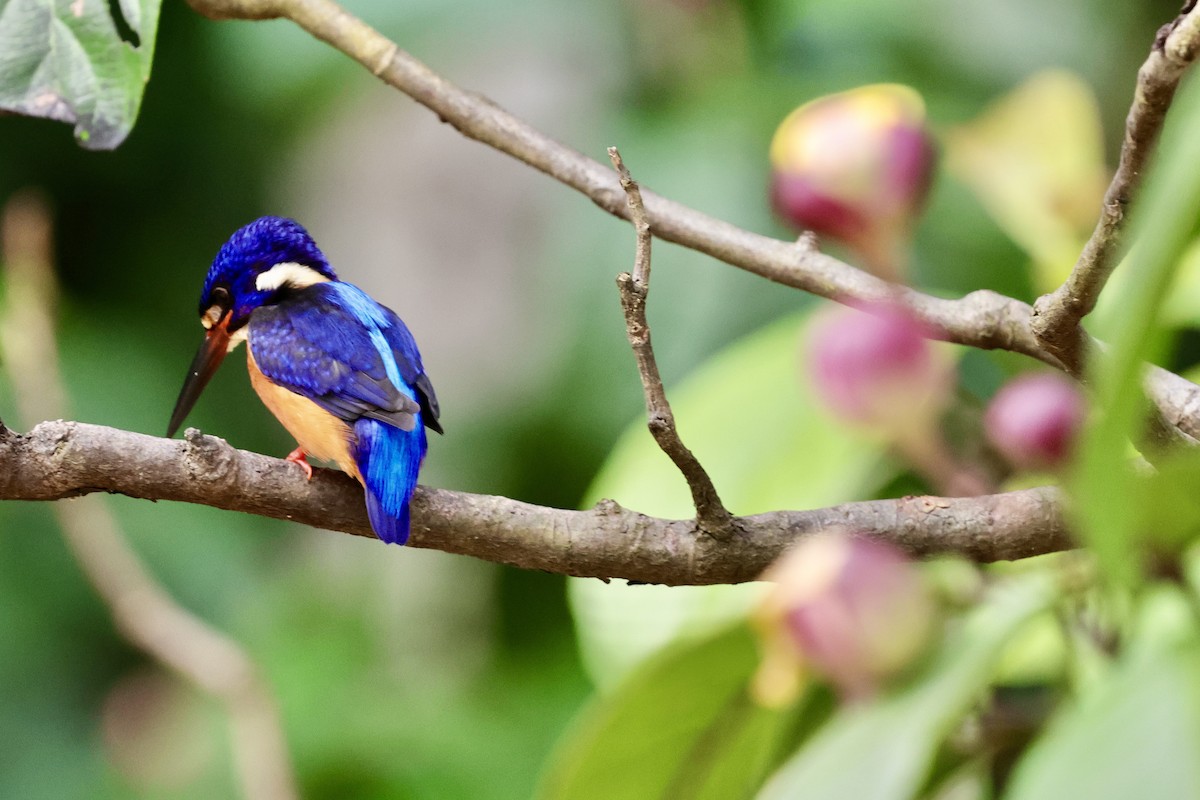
1072, 64, 1200, 589
583, 311, 893, 514
945, 70, 1107, 292
537, 623, 794, 800
1132, 450, 1200, 556
1005, 591, 1200, 800
756, 573, 1057, 800
0, 0, 160, 149
570, 311, 893, 689
1097, 238, 1200, 332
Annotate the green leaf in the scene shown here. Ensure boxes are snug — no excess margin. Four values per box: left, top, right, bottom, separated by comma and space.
583, 311, 892, 518
1133, 449, 1200, 554
0, 0, 161, 149
925, 760, 990, 800
536, 623, 797, 800
570, 312, 893, 689
756, 573, 1057, 800
1098, 239, 1200, 331
944, 70, 1107, 292
1005, 597, 1200, 800
1072, 65, 1200, 588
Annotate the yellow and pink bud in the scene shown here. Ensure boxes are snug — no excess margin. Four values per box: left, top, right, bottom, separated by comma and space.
753, 530, 938, 705
770, 84, 937, 279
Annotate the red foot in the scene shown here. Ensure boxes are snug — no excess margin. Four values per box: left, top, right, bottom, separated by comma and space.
286, 447, 314, 481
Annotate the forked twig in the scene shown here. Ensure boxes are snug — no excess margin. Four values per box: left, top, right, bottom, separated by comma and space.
608, 147, 737, 541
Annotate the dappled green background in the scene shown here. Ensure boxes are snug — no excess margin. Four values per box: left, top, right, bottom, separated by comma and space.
0, 0, 1183, 796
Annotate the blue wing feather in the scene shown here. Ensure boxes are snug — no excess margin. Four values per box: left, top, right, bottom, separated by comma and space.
247, 281, 438, 545
248, 282, 440, 432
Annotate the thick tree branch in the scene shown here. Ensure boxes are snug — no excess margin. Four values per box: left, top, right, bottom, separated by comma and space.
609, 147, 736, 540
181, 0, 1200, 445
0, 420, 1072, 584
1031, 3, 1200, 369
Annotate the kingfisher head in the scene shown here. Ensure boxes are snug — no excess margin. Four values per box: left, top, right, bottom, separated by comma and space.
200, 216, 337, 332
167, 216, 338, 437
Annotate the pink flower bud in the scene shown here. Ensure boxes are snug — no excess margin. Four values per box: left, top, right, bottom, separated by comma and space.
985, 372, 1086, 471
806, 302, 950, 433
754, 531, 937, 704
770, 84, 937, 277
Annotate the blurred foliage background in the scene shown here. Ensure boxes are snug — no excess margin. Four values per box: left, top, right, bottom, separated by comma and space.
0, 0, 1185, 796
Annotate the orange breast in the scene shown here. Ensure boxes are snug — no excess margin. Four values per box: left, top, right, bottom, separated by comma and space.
246, 350, 361, 481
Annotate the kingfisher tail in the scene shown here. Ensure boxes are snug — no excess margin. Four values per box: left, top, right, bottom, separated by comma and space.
353, 417, 427, 545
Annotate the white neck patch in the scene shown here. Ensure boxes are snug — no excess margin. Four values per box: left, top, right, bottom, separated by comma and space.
256, 261, 331, 292
226, 324, 249, 353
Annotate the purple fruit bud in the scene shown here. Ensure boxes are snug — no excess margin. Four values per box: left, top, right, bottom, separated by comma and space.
770, 84, 937, 277
806, 302, 950, 433
754, 531, 937, 704
985, 372, 1086, 471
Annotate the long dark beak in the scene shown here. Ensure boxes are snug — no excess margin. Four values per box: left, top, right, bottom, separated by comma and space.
167, 316, 232, 437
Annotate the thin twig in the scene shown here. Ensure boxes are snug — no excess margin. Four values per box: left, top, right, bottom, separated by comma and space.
0, 192, 297, 800
611, 147, 653, 288
1031, 4, 1200, 370
183, 0, 1200, 445
608, 147, 736, 541
0, 419, 1072, 583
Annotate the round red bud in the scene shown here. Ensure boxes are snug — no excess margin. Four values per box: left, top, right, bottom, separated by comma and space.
806, 302, 950, 434
985, 372, 1086, 471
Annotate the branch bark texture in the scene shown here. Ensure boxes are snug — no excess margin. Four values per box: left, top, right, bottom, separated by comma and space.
0, 420, 1072, 585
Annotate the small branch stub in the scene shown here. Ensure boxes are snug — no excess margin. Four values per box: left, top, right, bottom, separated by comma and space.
609, 146, 653, 287
608, 146, 737, 541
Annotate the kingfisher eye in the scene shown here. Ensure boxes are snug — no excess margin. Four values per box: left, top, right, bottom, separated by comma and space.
200, 286, 233, 329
